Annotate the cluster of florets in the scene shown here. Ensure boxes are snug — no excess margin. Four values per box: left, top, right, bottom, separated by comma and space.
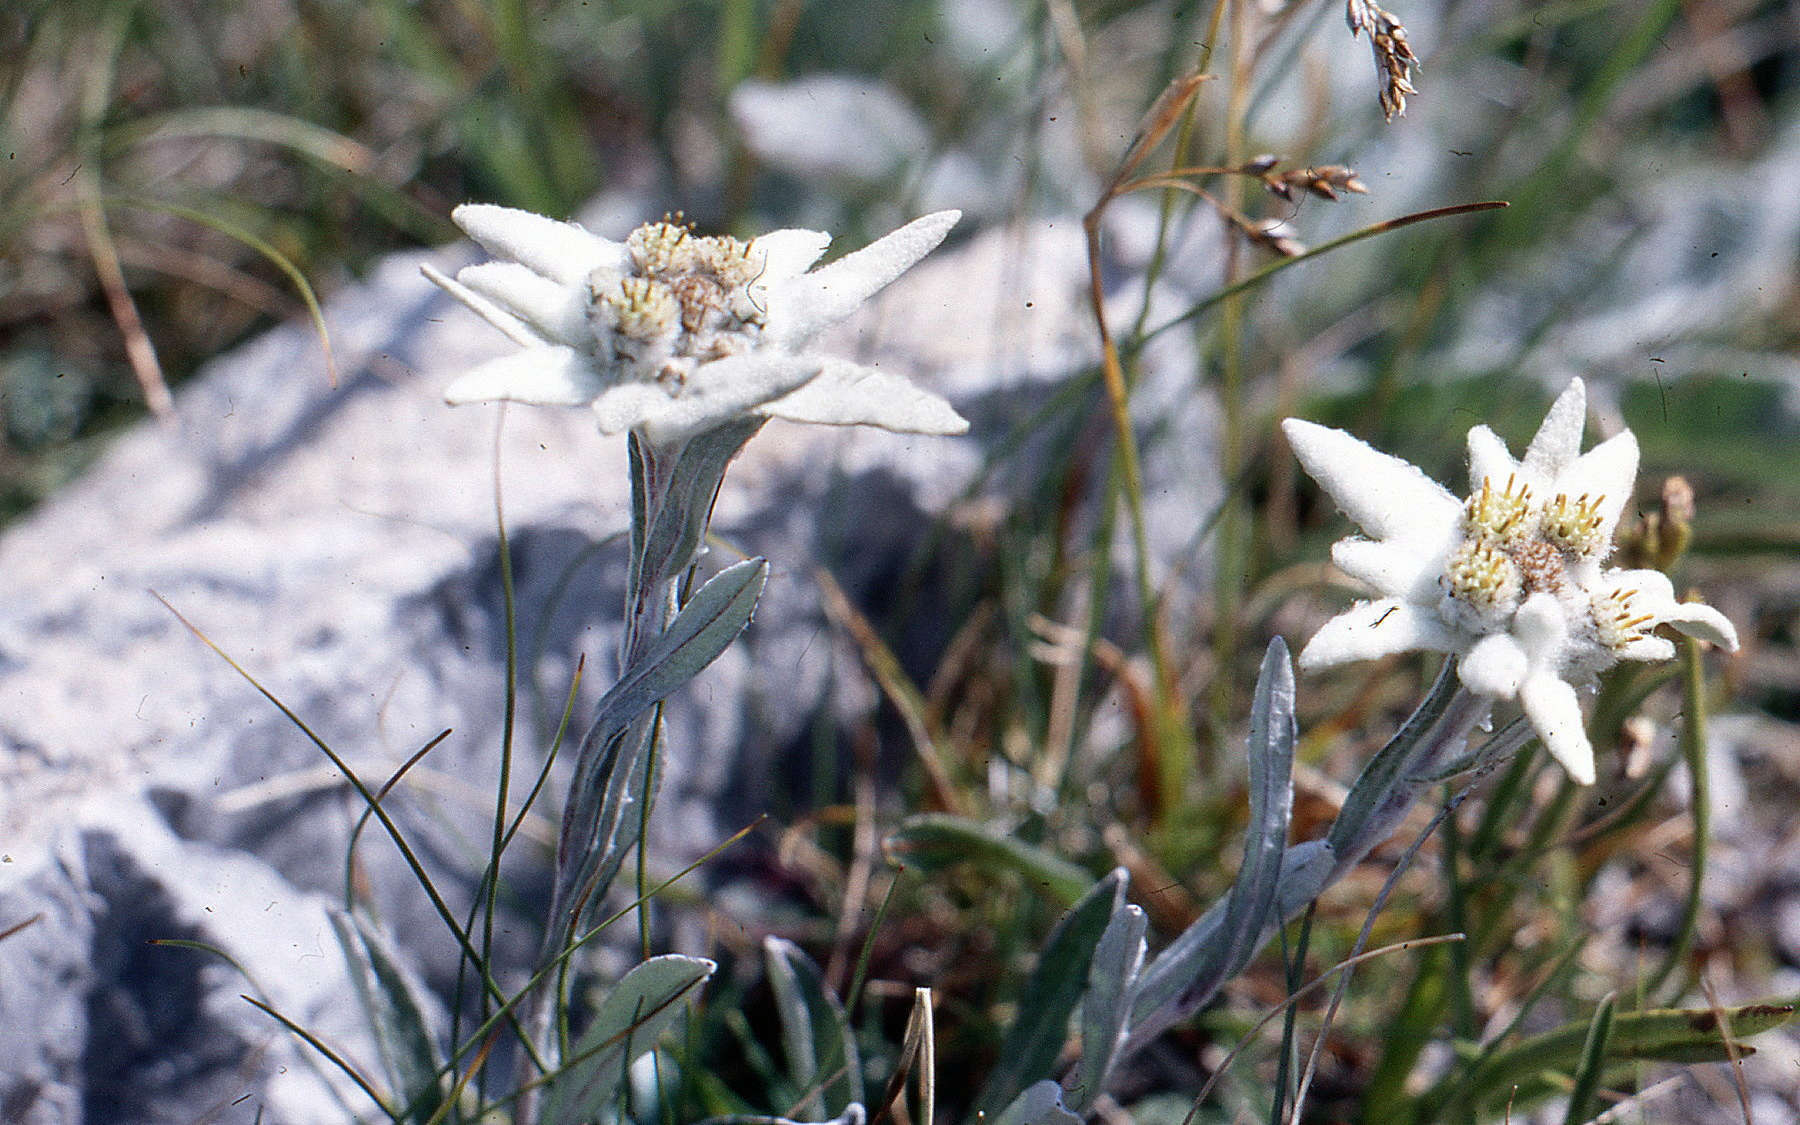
590, 216, 770, 385
424, 203, 967, 444
1439, 472, 1636, 667
1282, 379, 1738, 784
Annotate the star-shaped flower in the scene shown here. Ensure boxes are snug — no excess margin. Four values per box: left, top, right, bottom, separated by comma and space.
424, 206, 968, 445
1283, 379, 1738, 784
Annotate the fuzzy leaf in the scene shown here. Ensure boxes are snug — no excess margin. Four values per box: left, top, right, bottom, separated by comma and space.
975, 869, 1128, 1117
764, 938, 863, 1118
1123, 644, 1299, 1046
1220, 639, 1297, 982
1325, 661, 1471, 879
545, 955, 716, 1125
328, 912, 444, 1123
558, 557, 769, 930
1065, 902, 1146, 1112
992, 1080, 1082, 1125
631, 420, 763, 597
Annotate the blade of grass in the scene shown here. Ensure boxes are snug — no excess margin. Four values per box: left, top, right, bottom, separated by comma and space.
1143, 201, 1510, 343
102, 194, 338, 386
1189, 933, 1468, 1112
154, 592, 542, 1074
104, 107, 453, 240
439, 818, 762, 1102
846, 868, 907, 1018
345, 728, 455, 910
482, 408, 522, 1029
815, 566, 964, 815
0, 913, 44, 943
882, 814, 1092, 907
1562, 993, 1618, 1125
242, 993, 401, 1122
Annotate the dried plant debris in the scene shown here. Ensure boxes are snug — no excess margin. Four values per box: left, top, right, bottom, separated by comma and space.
1243, 217, 1308, 259
1198, 158, 1371, 257
1258, 161, 1370, 202
1347, 0, 1421, 120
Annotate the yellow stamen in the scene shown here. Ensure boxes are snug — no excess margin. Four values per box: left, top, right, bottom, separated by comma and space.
1542, 492, 1608, 557
1464, 473, 1536, 544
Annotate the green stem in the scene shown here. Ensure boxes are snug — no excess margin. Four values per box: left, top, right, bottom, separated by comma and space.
1644, 636, 1710, 1002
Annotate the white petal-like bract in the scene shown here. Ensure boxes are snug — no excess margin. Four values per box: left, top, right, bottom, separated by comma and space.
1286, 378, 1737, 783
451, 204, 627, 286
761, 360, 970, 434
444, 347, 606, 406
428, 206, 967, 446
1282, 419, 1460, 543
764, 210, 962, 349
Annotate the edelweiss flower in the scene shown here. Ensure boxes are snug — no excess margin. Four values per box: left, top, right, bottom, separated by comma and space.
424, 206, 968, 445
1284, 379, 1738, 784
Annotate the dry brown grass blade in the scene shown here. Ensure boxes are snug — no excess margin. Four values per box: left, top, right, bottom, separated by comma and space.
868, 987, 935, 1125
1045, 0, 1109, 179
1110, 71, 1214, 193
429, 1030, 498, 1125
1702, 976, 1755, 1125
1029, 613, 1162, 815
1101, 823, 1203, 931
814, 567, 966, 815
0, 913, 45, 944
75, 169, 173, 419
825, 725, 881, 993
114, 235, 292, 320
1082, 135, 1194, 815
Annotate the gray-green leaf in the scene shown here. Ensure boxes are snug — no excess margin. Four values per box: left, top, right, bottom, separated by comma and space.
557, 558, 770, 933
545, 954, 717, 1125
1065, 902, 1146, 1112
975, 868, 1128, 1118
992, 1080, 1082, 1125
328, 911, 444, 1123
882, 814, 1093, 906
764, 937, 864, 1119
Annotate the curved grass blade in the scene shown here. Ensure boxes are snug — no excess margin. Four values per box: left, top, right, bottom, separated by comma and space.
101, 194, 339, 385
881, 814, 1092, 907
345, 728, 453, 909
1144, 201, 1510, 344
106, 107, 451, 240
0, 913, 45, 943
154, 593, 537, 1068
1563, 992, 1616, 1125
242, 993, 401, 1123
